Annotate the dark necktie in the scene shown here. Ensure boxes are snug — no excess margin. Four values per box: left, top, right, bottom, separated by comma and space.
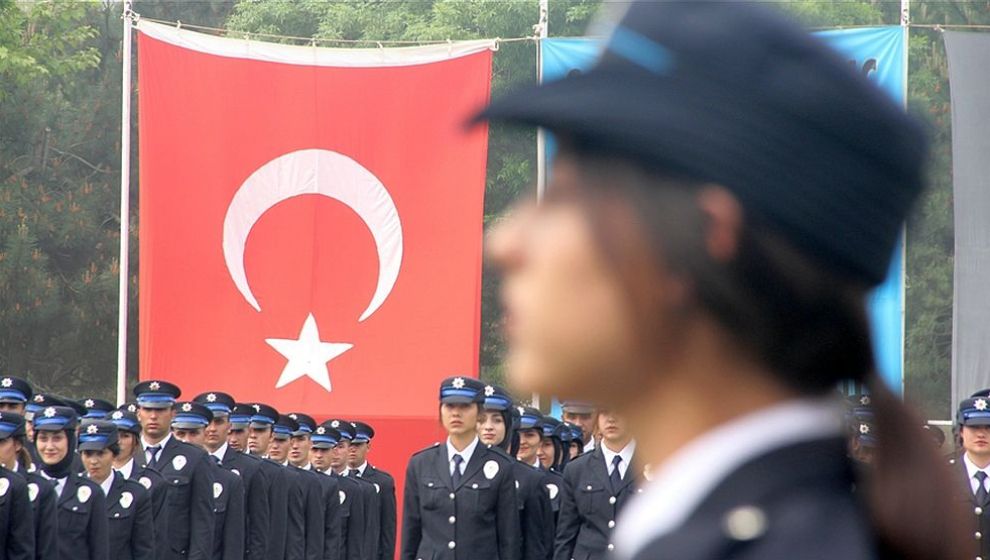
610, 455, 623, 492
451, 454, 464, 488
349, 469, 358, 478
212, 456, 221, 466
976, 471, 989, 506
147, 445, 162, 469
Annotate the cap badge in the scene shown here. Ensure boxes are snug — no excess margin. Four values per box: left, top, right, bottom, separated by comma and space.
86, 424, 99, 435
977, 399, 989, 411
546, 483, 559, 500
517, 406, 525, 416
181, 403, 193, 412
452, 377, 465, 389
84, 399, 95, 408
149, 381, 161, 391
27, 483, 38, 502
483, 460, 499, 480
43, 407, 55, 418
172, 455, 187, 471
213, 482, 224, 499
252, 404, 261, 412
206, 393, 217, 402
289, 414, 298, 420
33, 394, 44, 403
111, 411, 123, 420
77, 485, 92, 504
316, 427, 325, 435
859, 423, 871, 434
139, 476, 152, 490
331, 420, 340, 428
0, 379, 11, 388
484, 385, 495, 397
127, 404, 137, 413
860, 395, 871, 406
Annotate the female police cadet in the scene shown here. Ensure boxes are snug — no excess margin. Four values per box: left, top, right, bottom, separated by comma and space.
80, 420, 154, 560
481, 2, 964, 559
478, 385, 552, 560
0, 411, 56, 560
401, 377, 520, 560
0, 411, 36, 560
35, 406, 109, 560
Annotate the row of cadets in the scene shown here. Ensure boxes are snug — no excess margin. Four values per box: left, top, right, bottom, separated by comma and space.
310, 420, 366, 560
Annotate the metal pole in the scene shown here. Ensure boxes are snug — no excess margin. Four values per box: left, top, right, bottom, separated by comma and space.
532, 0, 549, 410
899, 0, 909, 397
116, 1, 134, 406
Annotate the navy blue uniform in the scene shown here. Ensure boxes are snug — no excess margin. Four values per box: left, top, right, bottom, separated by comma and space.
359, 465, 396, 560
125, 461, 167, 523
516, 462, 554, 560
334, 473, 367, 560
143, 438, 216, 560
19, 466, 56, 560
553, 448, 638, 560
351, 474, 381, 560
401, 442, 520, 560
210, 465, 244, 560
306, 468, 340, 560
217, 447, 269, 560
288, 466, 324, 560
106, 473, 155, 560
280, 464, 307, 560
1, 467, 35, 560
255, 460, 288, 560
54, 473, 108, 560
952, 456, 990, 560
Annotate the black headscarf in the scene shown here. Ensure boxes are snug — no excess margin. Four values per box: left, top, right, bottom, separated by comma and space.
36, 428, 77, 479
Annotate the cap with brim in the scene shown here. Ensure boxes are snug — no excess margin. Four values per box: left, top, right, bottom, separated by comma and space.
33, 406, 77, 431
0, 413, 26, 440
134, 380, 181, 409
517, 406, 543, 431
560, 401, 595, 414
109, 409, 141, 434
0, 377, 31, 404
439, 376, 485, 404
194, 392, 235, 417
482, 385, 513, 411
311, 425, 341, 449
475, 1, 926, 288
78, 420, 119, 451
171, 402, 212, 430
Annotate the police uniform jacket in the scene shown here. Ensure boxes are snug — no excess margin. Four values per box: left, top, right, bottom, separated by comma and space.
256, 459, 288, 560
553, 448, 638, 560
55, 472, 108, 560
106, 472, 155, 560
401, 442, 520, 560
289, 465, 325, 560
305, 467, 340, 560
626, 439, 875, 560
543, 469, 563, 527
358, 465, 396, 560
126, 460, 167, 523
279, 462, 307, 560
142, 437, 216, 560
351, 473, 381, 560
514, 461, 553, 560
951, 456, 990, 560
0, 467, 35, 560
19, 465, 56, 560
334, 472, 367, 560
218, 447, 269, 560
210, 465, 245, 560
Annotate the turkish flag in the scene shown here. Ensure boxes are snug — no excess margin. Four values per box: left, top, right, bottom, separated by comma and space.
136, 20, 492, 514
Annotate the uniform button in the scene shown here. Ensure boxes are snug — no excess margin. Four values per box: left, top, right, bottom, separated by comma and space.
607, 544, 615, 551
609, 496, 617, 505
449, 493, 455, 500
978, 507, 984, 515
427, 482, 434, 488
586, 485, 593, 491
72, 506, 78, 511
608, 520, 615, 529
448, 516, 456, 525
978, 532, 983, 540
472, 483, 478, 489
723, 506, 768, 541
448, 541, 456, 550
114, 513, 120, 518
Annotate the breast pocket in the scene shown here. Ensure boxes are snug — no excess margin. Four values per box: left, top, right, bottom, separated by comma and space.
466, 480, 496, 512
166, 474, 191, 508
59, 500, 93, 539
578, 482, 604, 516
420, 479, 445, 511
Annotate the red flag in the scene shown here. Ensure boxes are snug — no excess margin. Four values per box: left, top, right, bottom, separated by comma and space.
136, 21, 492, 495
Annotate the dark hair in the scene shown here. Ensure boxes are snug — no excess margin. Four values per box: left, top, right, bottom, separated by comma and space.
558, 145, 967, 560
13, 436, 31, 471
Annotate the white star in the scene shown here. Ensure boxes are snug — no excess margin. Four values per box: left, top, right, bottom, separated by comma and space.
266, 314, 353, 393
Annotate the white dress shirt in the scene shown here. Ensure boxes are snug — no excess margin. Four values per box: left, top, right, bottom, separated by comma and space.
601, 440, 636, 480
39, 471, 66, 498
142, 433, 172, 465
446, 436, 479, 476
964, 452, 990, 494
353, 462, 368, 477
613, 399, 844, 560
211, 442, 229, 464
583, 438, 596, 454
98, 471, 115, 496
117, 457, 135, 480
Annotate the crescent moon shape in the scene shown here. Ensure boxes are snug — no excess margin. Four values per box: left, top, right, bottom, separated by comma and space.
222, 148, 403, 322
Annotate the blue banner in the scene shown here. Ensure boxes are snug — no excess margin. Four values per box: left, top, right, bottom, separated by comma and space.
543, 27, 906, 402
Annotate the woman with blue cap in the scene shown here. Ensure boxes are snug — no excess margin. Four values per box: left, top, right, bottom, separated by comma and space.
34, 405, 108, 560
483, 2, 964, 559
0, 411, 56, 560
0, 411, 37, 560
80, 419, 154, 560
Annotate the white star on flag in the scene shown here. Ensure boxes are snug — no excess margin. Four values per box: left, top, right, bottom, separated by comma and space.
266, 313, 353, 393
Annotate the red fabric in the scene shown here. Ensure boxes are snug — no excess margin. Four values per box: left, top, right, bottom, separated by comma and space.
137, 31, 491, 552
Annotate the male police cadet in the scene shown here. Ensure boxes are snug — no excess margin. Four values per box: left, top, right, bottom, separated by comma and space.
553, 409, 638, 560
951, 395, 990, 560
109, 405, 167, 523
240, 403, 289, 560
347, 420, 396, 560
133, 380, 216, 560
268, 414, 323, 560
286, 413, 341, 560
194, 392, 271, 560
311, 421, 366, 560
560, 401, 597, 454
401, 376, 520, 560
328, 419, 381, 560
80, 419, 155, 560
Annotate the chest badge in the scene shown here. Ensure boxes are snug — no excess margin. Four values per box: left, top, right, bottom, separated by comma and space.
231, 469, 240, 476
483, 460, 499, 480
339, 490, 346, 504
214, 482, 224, 499
120, 491, 133, 509
172, 455, 187, 471
546, 483, 559, 500
373, 483, 380, 494
77, 485, 92, 504
0, 478, 9, 498
139, 476, 152, 490
27, 483, 38, 502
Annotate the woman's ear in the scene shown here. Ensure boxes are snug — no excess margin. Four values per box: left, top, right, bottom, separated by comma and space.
696, 186, 744, 263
